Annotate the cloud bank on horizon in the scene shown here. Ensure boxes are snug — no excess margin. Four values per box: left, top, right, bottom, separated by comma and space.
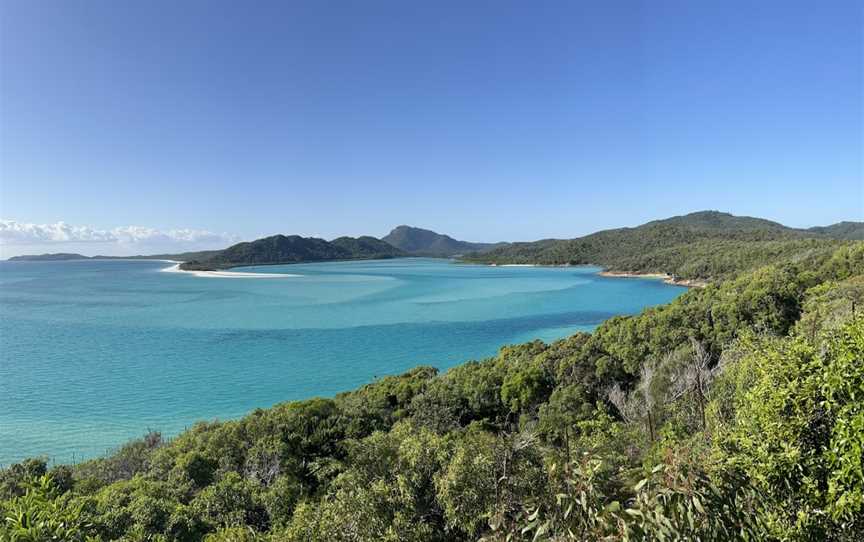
0, 219, 240, 257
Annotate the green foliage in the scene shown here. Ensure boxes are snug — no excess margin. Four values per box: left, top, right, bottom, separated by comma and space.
259, 475, 301, 529
822, 320, 864, 520
508, 454, 770, 541
336, 366, 438, 438
795, 275, 864, 339
821, 242, 864, 281
807, 221, 864, 241
437, 426, 545, 538
501, 362, 553, 413
0, 475, 97, 542
74, 430, 163, 487
619, 464, 769, 541
179, 452, 218, 489
0, 459, 47, 501
282, 422, 449, 541
712, 318, 864, 538
510, 457, 617, 541
85, 476, 190, 540
191, 472, 267, 531
203, 526, 269, 542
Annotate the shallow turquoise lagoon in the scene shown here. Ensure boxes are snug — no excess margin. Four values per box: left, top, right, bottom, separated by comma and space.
0, 258, 684, 464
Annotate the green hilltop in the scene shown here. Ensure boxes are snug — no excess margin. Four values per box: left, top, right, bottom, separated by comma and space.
382, 225, 504, 257
463, 210, 863, 280
807, 220, 864, 240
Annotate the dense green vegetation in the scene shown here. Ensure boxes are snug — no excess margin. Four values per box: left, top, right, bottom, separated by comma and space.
464, 211, 863, 281
179, 235, 404, 271
808, 221, 864, 240
382, 225, 504, 257
3, 233, 863, 540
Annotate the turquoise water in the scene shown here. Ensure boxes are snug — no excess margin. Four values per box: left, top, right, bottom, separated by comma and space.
0, 258, 684, 465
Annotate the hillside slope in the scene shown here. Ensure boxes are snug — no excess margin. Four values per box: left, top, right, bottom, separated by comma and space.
463, 211, 854, 280
807, 220, 864, 240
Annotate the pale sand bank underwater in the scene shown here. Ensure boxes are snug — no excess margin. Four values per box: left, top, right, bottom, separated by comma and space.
161, 263, 300, 278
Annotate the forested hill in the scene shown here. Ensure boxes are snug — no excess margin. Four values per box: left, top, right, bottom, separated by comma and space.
807, 221, 864, 240
463, 211, 863, 280
7, 253, 89, 261
179, 235, 404, 271
382, 225, 505, 256
3, 238, 862, 541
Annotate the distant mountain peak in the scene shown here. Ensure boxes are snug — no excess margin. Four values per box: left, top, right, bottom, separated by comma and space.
644, 210, 791, 232
382, 225, 504, 257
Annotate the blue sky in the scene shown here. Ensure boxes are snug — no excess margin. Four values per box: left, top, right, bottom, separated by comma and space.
1, 0, 862, 256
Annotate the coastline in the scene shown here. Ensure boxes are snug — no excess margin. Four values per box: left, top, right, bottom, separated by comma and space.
475, 260, 706, 288
160, 263, 300, 278
598, 270, 707, 288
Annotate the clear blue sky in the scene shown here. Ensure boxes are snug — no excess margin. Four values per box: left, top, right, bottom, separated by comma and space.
1, 0, 862, 255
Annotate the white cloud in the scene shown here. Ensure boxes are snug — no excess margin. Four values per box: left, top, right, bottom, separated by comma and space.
0, 220, 116, 244
0, 219, 240, 256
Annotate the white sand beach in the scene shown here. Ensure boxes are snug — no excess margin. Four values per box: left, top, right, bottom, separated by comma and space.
160, 263, 300, 278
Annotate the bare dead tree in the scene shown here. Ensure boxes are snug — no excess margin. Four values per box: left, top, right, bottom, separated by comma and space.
606, 363, 658, 440
244, 442, 283, 487
637, 364, 657, 441
607, 383, 637, 423
670, 338, 716, 430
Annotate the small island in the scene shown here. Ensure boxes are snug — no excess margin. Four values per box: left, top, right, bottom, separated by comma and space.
178, 234, 406, 271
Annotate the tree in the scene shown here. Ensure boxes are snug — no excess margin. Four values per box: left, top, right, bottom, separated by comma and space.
670, 338, 716, 430
607, 363, 659, 441
714, 318, 864, 538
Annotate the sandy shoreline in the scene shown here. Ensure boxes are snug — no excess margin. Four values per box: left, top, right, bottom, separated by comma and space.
597, 271, 707, 288
480, 261, 706, 288
120, 258, 179, 263
160, 263, 300, 278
